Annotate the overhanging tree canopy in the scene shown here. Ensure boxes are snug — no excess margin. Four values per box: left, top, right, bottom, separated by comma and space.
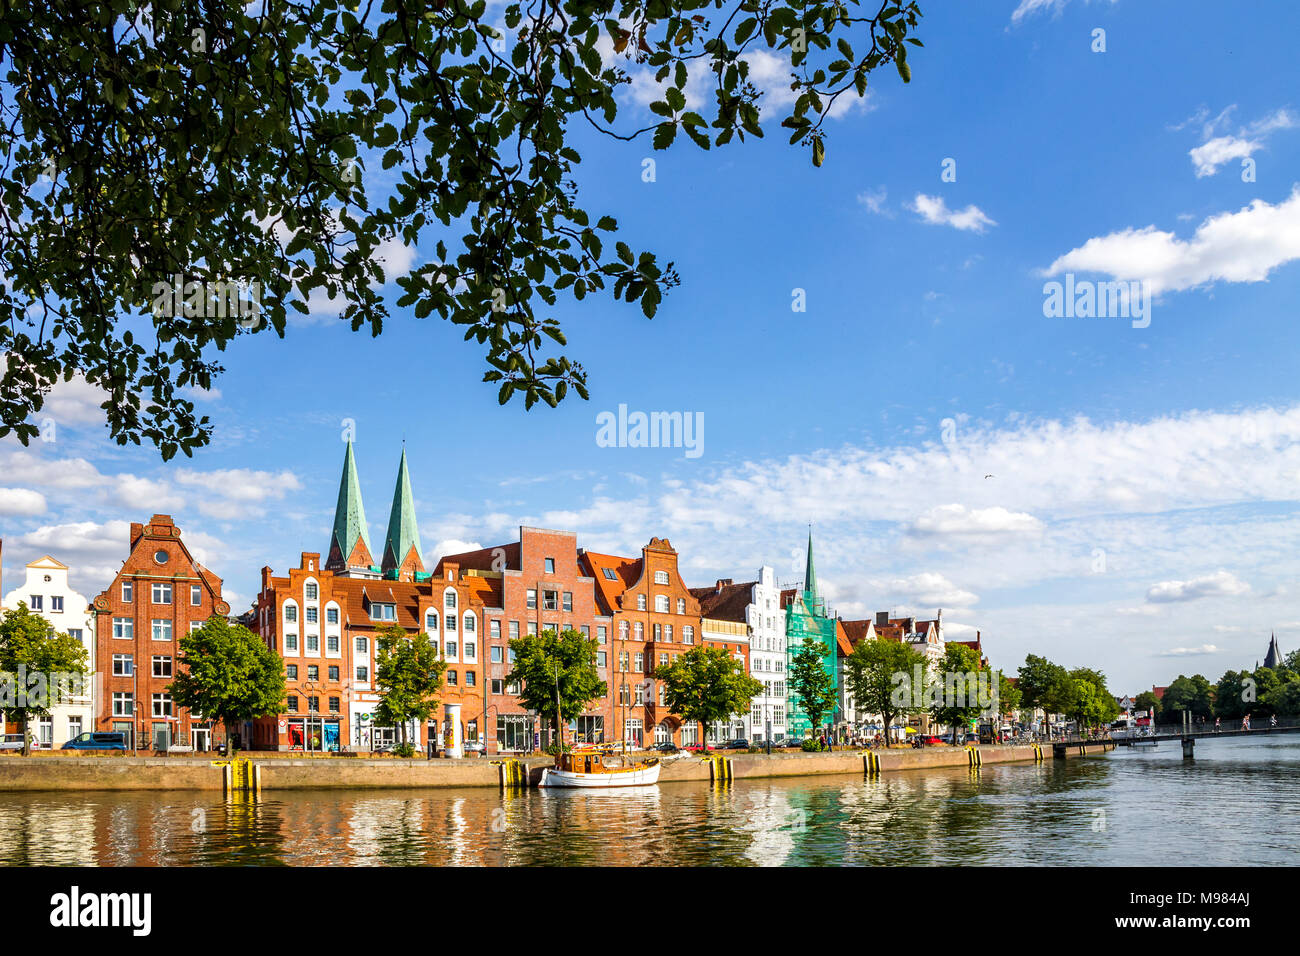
0, 0, 922, 458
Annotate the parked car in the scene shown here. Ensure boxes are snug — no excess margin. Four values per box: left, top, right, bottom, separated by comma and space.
721, 738, 749, 750
462, 740, 486, 755
683, 743, 714, 752
62, 732, 127, 751
920, 735, 945, 746
651, 741, 679, 753
0, 734, 26, 751
780, 737, 807, 748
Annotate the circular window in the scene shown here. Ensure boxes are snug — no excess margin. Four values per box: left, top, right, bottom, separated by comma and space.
43, 575, 52, 582
154, 550, 169, 564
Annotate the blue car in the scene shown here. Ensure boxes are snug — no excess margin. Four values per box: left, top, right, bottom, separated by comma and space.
62, 732, 127, 751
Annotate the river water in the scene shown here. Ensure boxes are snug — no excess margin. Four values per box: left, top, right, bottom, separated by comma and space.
2, 737, 1298, 866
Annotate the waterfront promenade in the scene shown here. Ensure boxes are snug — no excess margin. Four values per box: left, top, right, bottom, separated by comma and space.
0, 741, 1117, 793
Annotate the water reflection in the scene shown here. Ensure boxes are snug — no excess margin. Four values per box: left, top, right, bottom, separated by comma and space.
2, 738, 1298, 866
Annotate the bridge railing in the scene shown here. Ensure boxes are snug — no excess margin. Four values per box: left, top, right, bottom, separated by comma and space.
1148, 716, 1300, 736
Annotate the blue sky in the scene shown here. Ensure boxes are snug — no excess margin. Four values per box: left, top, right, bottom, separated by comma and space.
4, 0, 1300, 693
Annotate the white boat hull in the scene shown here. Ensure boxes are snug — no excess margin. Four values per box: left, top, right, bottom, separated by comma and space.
538, 761, 661, 788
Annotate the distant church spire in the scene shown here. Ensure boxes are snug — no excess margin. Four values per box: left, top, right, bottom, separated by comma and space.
381, 447, 424, 579
804, 526, 818, 600
1264, 632, 1283, 669
325, 441, 373, 572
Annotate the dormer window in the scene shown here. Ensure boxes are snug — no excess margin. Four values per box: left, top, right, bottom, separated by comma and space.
369, 602, 396, 622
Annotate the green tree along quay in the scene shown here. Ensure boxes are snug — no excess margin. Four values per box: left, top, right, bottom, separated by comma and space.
655, 645, 762, 750
1262, 678, 1300, 718
0, 0, 924, 459
1017, 654, 1072, 724
1160, 673, 1214, 724
505, 627, 605, 753
168, 617, 285, 756
1063, 667, 1119, 733
927, 641, 986, 746
374, 623, 446, 754
997, 670, 1021, 722
1212, 670, 1254, 721
789, 637, 837, 745
0, 603, 89, 755
843, 636, 925, 745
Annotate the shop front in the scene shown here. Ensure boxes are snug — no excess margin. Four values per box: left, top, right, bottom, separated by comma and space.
287, 715, 341, 752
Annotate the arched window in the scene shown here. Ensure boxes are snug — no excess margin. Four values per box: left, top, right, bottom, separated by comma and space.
426, 611, 439, 630
444, 590, 457, 610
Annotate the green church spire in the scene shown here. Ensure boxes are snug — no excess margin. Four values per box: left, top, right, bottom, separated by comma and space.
326, 441, 373, 571
382, 446, 424, 577
804, 526, 818, 600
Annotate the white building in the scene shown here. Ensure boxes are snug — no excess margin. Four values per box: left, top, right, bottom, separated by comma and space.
691, 566, 788, 743
839, 611, 948, 740
1, 554, 96, 747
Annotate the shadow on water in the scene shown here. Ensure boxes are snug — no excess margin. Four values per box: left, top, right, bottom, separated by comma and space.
2, 737, 1297, 866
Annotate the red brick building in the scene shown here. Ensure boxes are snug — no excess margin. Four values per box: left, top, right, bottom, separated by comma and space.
580, 537, 702, 748
249, 444, 484, 752
439, 527, 611, 753
250, 553, 486, 752
90, 515, 229, 751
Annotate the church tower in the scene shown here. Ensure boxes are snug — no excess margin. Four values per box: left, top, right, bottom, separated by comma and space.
381, 447, 425, 580
1264, 632, 1283, 669
325, 441, 375, 573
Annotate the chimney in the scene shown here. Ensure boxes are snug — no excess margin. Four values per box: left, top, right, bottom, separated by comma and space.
130, 522, 145, 549
937, 608, 942, 623
875, 611, 889, 628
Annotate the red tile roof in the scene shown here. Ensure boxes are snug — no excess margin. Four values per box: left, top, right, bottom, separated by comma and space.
840, 620, 874, 645
578, 550, 640, 616
834, 620, 853, 656
435, 543, 520, 574
688, 580, 757, 623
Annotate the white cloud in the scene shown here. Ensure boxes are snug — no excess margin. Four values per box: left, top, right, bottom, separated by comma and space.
177, 385, 223, 402
1185, 107, 1296, 177
1011, 0, 1118, 25
857, 186, 890, 216
0, 487, 47, 516
1146, 571, 1250, 603
907, 504, 1042, 537
112, 475, 185, 512
41, 372, 109, 426
1156, 644, 1219, 657
1189, 135, 1260, 178
1043, 186, 1300, 296
911, 194, 996, 233
175, 469, 303, 503
875, 572, 978, 609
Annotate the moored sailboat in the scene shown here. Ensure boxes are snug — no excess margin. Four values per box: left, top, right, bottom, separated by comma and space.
538, 748, 661, 788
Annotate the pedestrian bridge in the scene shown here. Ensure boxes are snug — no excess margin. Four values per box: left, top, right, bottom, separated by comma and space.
1064, 723, 1300, 758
